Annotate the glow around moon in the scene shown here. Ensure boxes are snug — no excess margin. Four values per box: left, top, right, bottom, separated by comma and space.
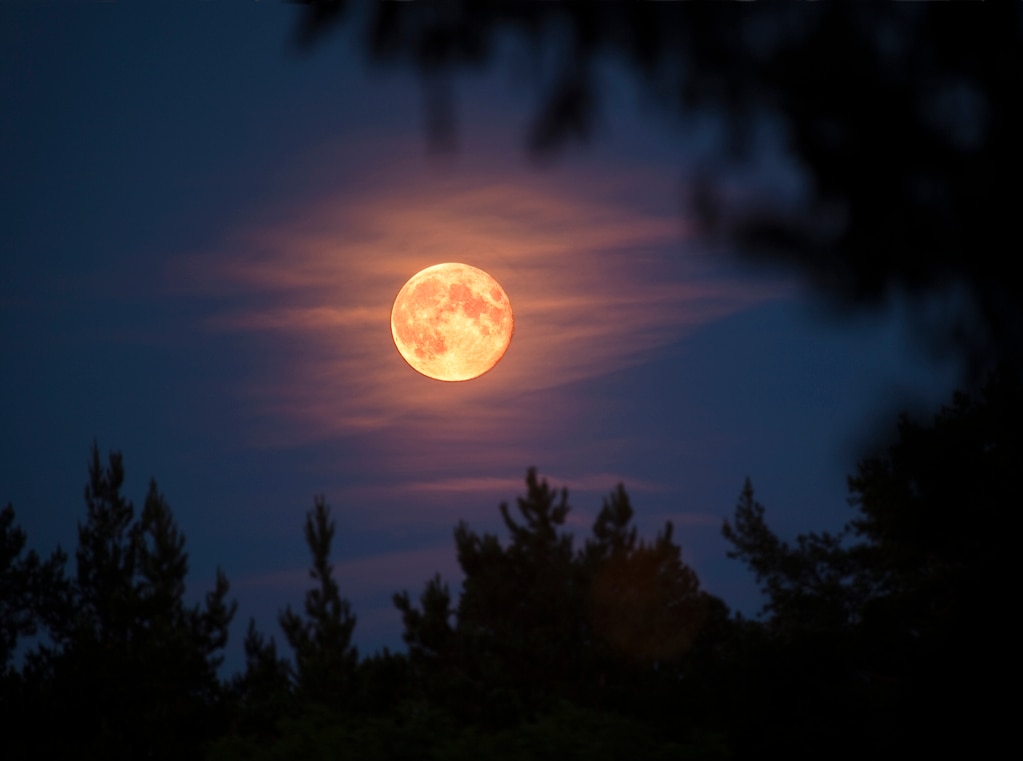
391, 263, 514, 381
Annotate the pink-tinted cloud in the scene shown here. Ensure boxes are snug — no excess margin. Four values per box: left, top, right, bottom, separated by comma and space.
176, 137, 786, 521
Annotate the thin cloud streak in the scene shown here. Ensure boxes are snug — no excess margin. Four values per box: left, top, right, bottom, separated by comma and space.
177, 137, 786, 514
397, 471, 666, 496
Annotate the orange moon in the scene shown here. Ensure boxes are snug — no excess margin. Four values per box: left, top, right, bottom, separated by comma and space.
390, 263, 514, 381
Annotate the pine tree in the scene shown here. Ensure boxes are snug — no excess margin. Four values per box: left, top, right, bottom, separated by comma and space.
37, 443, 236, 761
74, 445, 137, 649
226, 617, 293, 740
722, 478, 860, 636
279, 495, 358, 710
0, 503, 67, 674
454, 468, 579, 719
719, 371, 1023, 756
397, 469, 724, 727
394, 572, 456, 667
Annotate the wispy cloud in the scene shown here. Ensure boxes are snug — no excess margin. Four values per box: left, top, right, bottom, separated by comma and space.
175, 138, 785, 519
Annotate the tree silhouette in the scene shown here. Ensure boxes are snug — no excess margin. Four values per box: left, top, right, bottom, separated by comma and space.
0, 504, 66, 675
279, 495, 358, 710
457, 468, 577, 700
846, 369, 1019, 756
723, 479, 864, 637
393, 467, 726, 741
221, 617, 294, 747
12, 429, 1014, 758
721, 480, 876, 758
281, 8, 1023, 750
394, 572, 456, 665
0, 503, 69, 761
393, 571, 456, 707
722, 370, 1020, 757
584, 484, 708, 667
73, 445, 138, 650
16, 443, 237, 761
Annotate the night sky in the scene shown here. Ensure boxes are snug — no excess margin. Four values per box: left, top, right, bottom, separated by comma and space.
1, 4, 961, 675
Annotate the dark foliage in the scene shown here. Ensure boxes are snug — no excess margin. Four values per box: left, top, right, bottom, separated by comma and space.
293, 1, 1023, 376
4, 380, 1014, 759
723, 369, 1019, 757
213, 468, 728, 759
4, 444, 236, 761
393, 467, 729, 750
0, 504, 66, 674
223, 617, 293, 742
279, 496, 359, 710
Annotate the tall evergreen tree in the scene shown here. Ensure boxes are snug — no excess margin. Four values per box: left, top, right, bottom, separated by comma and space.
32, 444, 237, 761
722, 478, 863, 636
0, 503, 69, 760
279, 495, 358, 710
453, 468, 579, 720
0, 503, 67, 674
394, 573, 456, 676
73, 445, 138, 649
721, 370, 1022, 756
225, 617, 293, 742
584, 484, 710, 668
396, 469, 725, 732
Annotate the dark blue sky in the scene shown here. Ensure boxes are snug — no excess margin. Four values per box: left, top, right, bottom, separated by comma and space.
1, 4, 960, 674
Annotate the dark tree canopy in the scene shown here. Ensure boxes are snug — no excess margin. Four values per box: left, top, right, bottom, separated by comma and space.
583, 485, 708, 666
5, 444, 237, 761
723, 369, 1020, 757
392, 467, 728, 737
0, 504, 66, 674
4, 423, 1013, 759
208, 468, 729, 759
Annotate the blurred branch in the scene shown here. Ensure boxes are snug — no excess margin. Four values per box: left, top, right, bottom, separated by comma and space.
292, 1, 1023, 378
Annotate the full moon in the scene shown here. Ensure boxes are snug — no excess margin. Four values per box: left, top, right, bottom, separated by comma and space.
391, 263, 514, 381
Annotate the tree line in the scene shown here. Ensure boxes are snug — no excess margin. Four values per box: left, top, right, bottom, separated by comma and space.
2, 370, 1016, 759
